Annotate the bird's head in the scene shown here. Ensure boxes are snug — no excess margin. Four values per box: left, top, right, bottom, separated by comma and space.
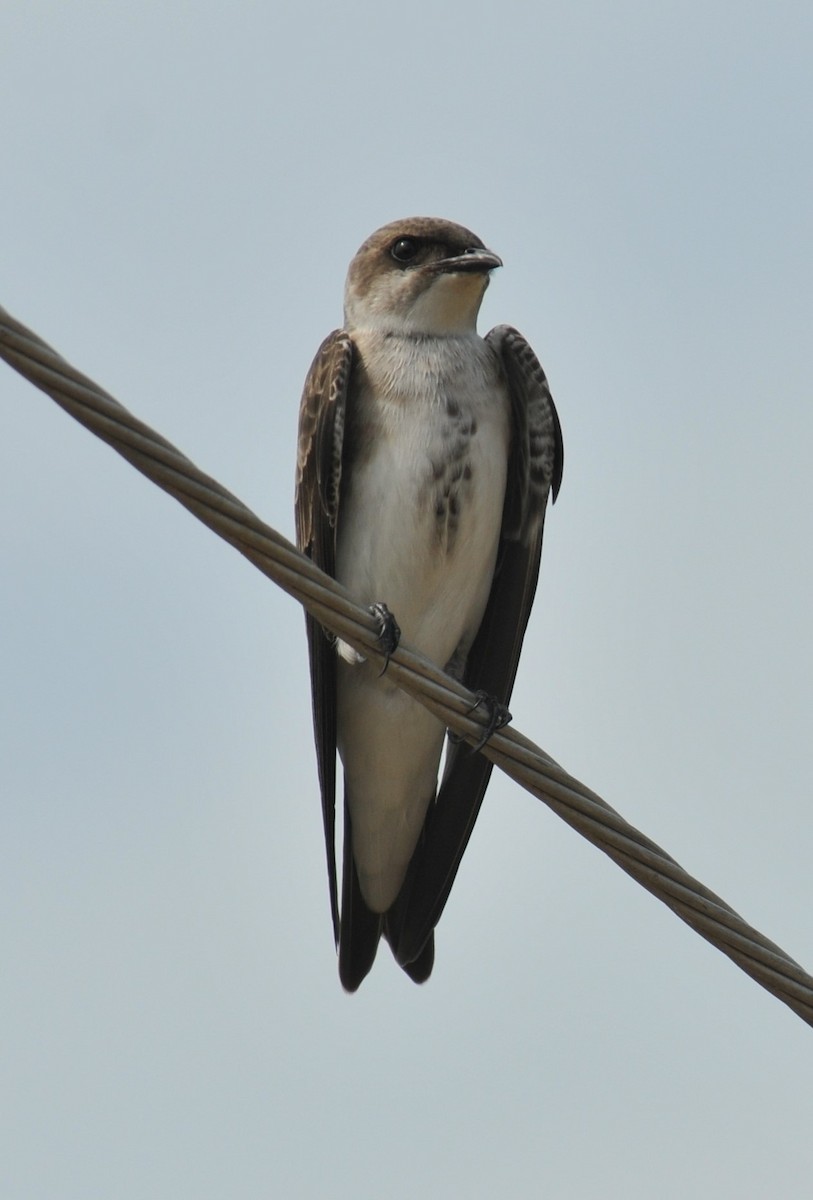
343, 217, 502, 337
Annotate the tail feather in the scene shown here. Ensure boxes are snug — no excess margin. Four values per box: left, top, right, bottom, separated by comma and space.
338, 802, 382, 991
338, 798, 435, 989
401, 935, 434, 983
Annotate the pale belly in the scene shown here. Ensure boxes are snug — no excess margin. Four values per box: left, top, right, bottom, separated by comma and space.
335, 354, 510, 911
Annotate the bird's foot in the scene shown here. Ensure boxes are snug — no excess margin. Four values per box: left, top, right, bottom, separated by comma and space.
467, 690, 511, 752
369, 602, 401, 675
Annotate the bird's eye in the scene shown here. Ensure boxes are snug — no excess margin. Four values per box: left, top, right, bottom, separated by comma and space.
390, 237, 420, 264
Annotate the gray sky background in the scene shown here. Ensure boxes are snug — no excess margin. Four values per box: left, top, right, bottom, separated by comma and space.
2, 3, 812, 1197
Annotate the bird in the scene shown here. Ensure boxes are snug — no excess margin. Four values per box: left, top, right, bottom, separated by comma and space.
295, 217, 563, 990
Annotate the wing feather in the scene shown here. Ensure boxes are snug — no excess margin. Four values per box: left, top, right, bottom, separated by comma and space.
295, 330, 355, 943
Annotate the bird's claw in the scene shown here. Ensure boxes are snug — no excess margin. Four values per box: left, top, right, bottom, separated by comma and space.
369, 602, 401, 675
467, 690, 511, 752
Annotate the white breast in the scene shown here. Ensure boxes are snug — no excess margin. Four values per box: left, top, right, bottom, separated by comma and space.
334, 331, 511, 912
336, 331, 509, 668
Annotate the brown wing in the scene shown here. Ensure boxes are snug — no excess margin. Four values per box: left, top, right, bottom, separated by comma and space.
390, 325, 563, 967
295, 330, 355, 943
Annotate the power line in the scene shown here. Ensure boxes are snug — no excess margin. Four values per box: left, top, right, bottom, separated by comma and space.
2, 302, 811, 1026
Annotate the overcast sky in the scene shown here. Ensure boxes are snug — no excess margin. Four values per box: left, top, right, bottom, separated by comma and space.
2, 3, 812, 1197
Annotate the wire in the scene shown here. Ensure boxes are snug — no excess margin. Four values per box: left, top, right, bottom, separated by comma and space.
2, 302, 812, 1026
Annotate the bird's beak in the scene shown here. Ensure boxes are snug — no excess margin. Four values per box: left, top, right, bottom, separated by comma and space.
433, 246, 503, 274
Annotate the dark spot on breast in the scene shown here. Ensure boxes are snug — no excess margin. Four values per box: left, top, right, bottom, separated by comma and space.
463, 463, 472, 480
446, 398, 461, 418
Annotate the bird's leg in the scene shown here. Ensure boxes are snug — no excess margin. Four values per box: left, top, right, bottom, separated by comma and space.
466, 691, 512, 753
368, 602, 401, 675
